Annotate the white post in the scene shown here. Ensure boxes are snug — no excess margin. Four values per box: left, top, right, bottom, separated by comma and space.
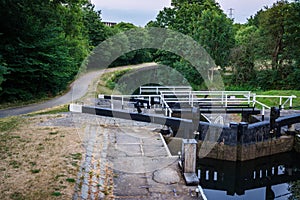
225, 94, 228, 107
280, 97, 282, 108
290, 97, 293, 108
111, 96, 114, 110
253, 94, 256, 107
221, 91, 224, 104
191, 94, 194, 107
169, 109, 172, 117
248, 92, 251, 105
69, 104, 82, 113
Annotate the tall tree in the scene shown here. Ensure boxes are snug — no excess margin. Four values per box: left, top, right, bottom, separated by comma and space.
257, 1, 287, 70
154, 0, 234, 68
151, 0, 234, 89
0, 0, 89, 101
230, 25, 259, 86
82, 3, 108, 48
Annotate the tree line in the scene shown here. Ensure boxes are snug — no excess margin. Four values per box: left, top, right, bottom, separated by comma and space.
0, 0, 98, 102
0, 0, 300, 103
149, 0, 300, 91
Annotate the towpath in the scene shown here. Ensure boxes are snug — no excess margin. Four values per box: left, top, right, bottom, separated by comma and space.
0, 63, 155, 118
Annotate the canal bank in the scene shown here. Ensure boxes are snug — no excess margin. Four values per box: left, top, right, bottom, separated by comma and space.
70, 113, 207, 199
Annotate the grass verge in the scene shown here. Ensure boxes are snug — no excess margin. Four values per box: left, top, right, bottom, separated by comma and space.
254, 90, 300, 109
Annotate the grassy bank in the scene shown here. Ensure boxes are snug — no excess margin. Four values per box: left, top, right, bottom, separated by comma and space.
255, 90, 300, 109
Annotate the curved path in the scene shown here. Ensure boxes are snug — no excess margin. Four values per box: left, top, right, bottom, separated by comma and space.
0, 63, 156, 118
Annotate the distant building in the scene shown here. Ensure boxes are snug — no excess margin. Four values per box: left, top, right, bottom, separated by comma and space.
103, 22, 117, 27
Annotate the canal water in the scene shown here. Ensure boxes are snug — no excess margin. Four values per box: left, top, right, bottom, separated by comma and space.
197, 151, 300, 200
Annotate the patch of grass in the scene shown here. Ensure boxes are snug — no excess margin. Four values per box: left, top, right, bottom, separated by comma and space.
26, 104, 69, 117
254, 90, 300, 109
51, 191, 62, 197
66, 178, 75, 183
55, 174, 66, 180
0, 116, 23, 132
9, 160, 21, 168
10, 192, 24, 200
11, 135, 21, 139
71, 162, 78, 167
31, 169, 41, 174
37, 145, 45, 151
99, 68, 132, 93
70, 153, 82, 160
49, 131, 59, 135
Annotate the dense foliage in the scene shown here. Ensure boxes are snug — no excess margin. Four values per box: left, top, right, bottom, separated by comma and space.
230, 0, 300, 90
148, 0, 234, 89
0, 0, 114, 102
0, 0, 300, 103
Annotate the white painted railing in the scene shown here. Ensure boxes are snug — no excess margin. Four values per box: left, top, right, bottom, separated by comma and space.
252, 94, 297, 110
139, 86, 192, 95
160, 90, 251, 107
98, 87, 297, 117
160, 95, 173, 117
98, 94, 160, 110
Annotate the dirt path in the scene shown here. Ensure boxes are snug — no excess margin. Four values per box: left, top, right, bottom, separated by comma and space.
0, 63, 156, 118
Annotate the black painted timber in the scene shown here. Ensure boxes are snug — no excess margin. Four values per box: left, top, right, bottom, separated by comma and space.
78, 105, 300, 145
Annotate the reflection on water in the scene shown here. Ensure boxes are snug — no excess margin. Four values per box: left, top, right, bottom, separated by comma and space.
197, 151, 300, 200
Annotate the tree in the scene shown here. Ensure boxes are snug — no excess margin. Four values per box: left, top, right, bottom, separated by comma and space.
229, 25, 259, 86
82, 3, 108, 48
195, 9, 234, 67
0, 54, 7, 91
154, 0, 234, 68
151, 0, 234, 89
0, 0, 90, 101
257, 1, 287, 70
107, 23, 154, 67
284, 0, 300, 66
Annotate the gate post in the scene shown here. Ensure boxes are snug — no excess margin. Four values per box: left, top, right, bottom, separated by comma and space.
181, 139, 199, 186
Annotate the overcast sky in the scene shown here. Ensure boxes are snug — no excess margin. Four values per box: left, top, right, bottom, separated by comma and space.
91, 0, 280, 26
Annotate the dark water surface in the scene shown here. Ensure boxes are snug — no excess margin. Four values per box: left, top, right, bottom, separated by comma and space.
197, 152, 300, 200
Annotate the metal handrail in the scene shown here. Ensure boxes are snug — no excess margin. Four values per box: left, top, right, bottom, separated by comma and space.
252, 94, 297, 109
99, 88, 297, 116
140, 86, 192, 94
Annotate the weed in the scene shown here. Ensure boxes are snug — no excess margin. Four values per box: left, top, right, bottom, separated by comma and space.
10, 192, 24, 200
66, 178, 75, 183
26, 105, 69, 116
113, 174, 119, 178
51, 191, 62, 197
55, 174, 66, 180
70, 153, 82, 160
31, 169, 41, 174
9, 160, 21, 168
37, 146, 45, 151
49, 131, 59, 135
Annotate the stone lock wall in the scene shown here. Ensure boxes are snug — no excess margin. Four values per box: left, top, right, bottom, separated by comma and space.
197, 121, 295, 161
